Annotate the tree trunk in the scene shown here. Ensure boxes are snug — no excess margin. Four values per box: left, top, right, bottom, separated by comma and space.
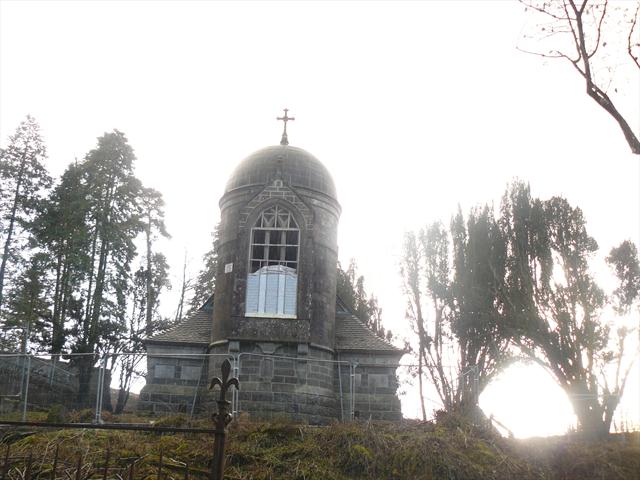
175, 252, 188, 323
145, 211, 153, 337
51, 251, 64, 354
114, 387, 128, 414
568, 386, 609, 438
0, 154, 27, 312
76, 356, 93, 407
418, 348, 427, 421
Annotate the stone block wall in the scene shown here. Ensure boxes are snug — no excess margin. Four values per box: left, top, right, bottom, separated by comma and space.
140, 342, 404, 423
209, 342, 342, 424
138, 344, 210, 414
338, 352, 403, 421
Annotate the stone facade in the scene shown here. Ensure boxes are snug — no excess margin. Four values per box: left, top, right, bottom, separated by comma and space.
140, 141, 404, 422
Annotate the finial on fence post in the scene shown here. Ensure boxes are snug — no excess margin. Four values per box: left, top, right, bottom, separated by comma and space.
209, 358, 240, 480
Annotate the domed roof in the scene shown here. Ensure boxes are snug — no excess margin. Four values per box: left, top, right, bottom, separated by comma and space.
225, 145, 337, 199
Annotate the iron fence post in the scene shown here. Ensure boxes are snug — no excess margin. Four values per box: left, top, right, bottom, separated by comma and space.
209, 358, 239, 480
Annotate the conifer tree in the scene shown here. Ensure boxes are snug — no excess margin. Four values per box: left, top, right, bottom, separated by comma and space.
3, 253, 50, 352
70, 130, 144, 404
500, 182, 639, 437
401, 210, 511, 418
35, 163, 90, 354
0, 116, 51, 315
336, 259, 389, 339
188, 225, 219, 315
140, 187, 170, 336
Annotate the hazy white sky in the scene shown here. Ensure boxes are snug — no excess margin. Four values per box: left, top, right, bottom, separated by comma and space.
1, 0, 638, 437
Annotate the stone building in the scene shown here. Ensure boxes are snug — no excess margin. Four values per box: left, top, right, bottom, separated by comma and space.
140, 115, 404, 423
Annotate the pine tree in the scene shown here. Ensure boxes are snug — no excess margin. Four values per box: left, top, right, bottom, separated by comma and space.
336, 259, 389, 339
3, 253, 50, 353
500, 181, 639, 436
402, 208, 513, 418
0, 116, 51, 315
34, 163, 91, 354
188, 225, 219, 315
140, 187, 170, 336
70, 131, 144, 404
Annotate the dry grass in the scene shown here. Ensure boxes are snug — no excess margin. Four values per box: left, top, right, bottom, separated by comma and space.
1, 413, 638, 479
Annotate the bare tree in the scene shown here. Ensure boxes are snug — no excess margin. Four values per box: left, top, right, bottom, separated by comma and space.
519, 0, 640, 154
174, 250, 193, 324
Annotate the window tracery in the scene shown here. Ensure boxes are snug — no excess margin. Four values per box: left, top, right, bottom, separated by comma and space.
246, 205, 299, 317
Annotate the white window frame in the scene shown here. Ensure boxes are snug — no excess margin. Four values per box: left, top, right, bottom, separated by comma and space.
245, 205, 299, 318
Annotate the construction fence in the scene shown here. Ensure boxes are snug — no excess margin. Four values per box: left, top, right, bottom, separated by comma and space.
0, 352, 422, 424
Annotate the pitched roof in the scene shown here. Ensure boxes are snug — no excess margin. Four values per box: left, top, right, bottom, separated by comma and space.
146, 309, 212, 346
146, 294, 402, 353
334, 312, 402, 353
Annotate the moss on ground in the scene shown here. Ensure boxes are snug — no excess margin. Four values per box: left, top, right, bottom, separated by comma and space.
0, 415, 638, 479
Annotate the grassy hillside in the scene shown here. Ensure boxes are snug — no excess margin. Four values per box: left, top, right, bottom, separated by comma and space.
1, 414, 639, 479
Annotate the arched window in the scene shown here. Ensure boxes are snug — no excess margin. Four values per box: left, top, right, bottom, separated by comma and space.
246, 205, 299, 317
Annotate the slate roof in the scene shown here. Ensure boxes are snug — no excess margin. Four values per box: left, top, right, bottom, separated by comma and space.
334, 312, 402, 353
146, 309, 212, 346
147, 294, 402, 353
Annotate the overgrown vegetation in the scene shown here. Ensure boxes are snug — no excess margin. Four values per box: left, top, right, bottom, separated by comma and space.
1, 416, 638, 479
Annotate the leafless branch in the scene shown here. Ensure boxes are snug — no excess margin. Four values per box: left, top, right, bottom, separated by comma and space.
519, 0, 571, 22
521, 0, 640, 154
588, 0, 608, 59
629, 2, 640, 69
516, 45, 565, 59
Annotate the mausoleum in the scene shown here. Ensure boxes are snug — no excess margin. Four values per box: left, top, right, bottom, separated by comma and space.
139, 112, 404, 423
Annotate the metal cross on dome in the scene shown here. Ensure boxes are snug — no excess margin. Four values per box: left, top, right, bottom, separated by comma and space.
277, 108, 295, 145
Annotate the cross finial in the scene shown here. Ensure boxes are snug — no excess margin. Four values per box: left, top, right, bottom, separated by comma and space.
277, 108, 295, 145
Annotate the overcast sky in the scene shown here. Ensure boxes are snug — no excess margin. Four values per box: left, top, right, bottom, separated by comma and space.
1, 0, 638, 437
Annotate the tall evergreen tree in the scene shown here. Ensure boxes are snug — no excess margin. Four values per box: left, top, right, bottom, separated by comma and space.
3, 253, 50, 353
34, 163, 90, 354
188, 225, 219, 315
70, 131, 144, 404
336, 259, 389, 339
140, 187, 170, 336
401, 210, 511, 418
500, 181, 639, 436
0, 116, 51, 315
